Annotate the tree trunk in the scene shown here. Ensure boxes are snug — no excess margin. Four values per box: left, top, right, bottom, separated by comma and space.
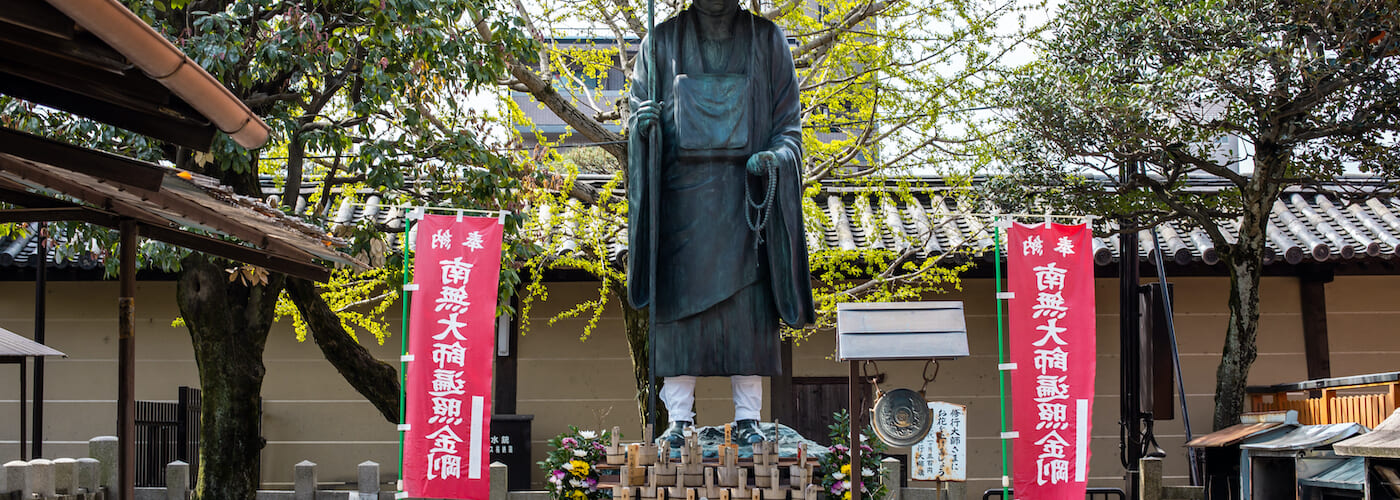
608, 280, 666, 428
176, 254, 285, 500
1212, 200, 1270, 430
285, 277, 402, 423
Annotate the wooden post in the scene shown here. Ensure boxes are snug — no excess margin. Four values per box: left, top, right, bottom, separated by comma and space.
771, 340, 794, 425
1322, 389, 1336, 425
118, 220, 137, 500
1298, 266, 1333, 383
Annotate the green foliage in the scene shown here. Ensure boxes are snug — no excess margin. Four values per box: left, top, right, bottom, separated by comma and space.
3, 0, 548, 337
816, 410, 889, 500
538, 427, 614, 500
508, 0, 1035, 341
995, 0, 1400, 428
274, 267, 400, 344
520, 165, 628, 340
994, 0, 1400, 226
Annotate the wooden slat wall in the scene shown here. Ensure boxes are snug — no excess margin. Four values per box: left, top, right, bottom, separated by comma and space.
1251, 384, 1396, 428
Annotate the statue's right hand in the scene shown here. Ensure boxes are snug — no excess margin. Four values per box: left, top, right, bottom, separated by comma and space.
634, 100, 661, 134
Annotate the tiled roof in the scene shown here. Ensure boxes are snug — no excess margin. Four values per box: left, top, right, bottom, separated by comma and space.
813, 189, 1400, 266
7, 175, 1400, 270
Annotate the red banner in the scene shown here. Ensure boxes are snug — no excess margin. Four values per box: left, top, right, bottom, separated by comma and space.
1007, 222, 1095, 497
403, 214, 504, 500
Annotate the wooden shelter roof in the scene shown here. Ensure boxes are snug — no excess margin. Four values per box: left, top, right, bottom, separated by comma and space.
0, 129, 363, 281
0, 325, 65, 359
0, 0, 270, 150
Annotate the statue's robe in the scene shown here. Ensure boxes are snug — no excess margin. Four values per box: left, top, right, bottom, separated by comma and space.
627, 7, 815, 377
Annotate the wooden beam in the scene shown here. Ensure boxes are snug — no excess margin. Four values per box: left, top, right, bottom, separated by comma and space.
0, 8, 127, 72
117, 220, 136, 500
0, 207, 117, 225
0, 65, 215, 151
1299, 265, 1334, 382
0, 183, 78, 209
0, 128, 168, 192
138, 224, 332, 282
770, 339, 794, 425
0, 0, 76, 41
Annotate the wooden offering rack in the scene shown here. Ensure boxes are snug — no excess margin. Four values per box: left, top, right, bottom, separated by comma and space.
597, 425, 821, 500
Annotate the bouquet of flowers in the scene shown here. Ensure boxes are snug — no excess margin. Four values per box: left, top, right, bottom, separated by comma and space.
539, 427, 613, 500
816, 410, 888, 500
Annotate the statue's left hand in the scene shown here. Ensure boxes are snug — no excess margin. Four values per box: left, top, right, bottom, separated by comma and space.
746, 151, 777, 176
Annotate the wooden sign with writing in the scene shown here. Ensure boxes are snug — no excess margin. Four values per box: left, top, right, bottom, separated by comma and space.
909, 401, 967, 482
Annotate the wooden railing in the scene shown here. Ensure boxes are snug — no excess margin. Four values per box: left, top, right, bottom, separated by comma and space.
1247, 372, 1400, 429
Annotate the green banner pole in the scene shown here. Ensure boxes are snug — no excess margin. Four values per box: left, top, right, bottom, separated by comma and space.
994, 220, 1010, 499
398, 216, 415, 492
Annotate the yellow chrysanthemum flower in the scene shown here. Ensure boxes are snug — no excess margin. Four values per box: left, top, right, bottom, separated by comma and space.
840, 464, 851, 475
570, 460, 591, 477
843, 492, 851, 500
570, 491, 588, 500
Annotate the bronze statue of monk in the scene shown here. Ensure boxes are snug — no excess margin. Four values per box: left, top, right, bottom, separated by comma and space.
627, 0, 815, 446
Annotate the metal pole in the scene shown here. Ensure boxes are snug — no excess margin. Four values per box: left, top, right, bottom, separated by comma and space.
33, 223, 46, 458
1149, 233, 1198, 484
849, 361, 862, 500
118, 220, 138, 500
993, 221, 1011, 499
398, 216, 414, 486
20, 356, 27, 460
1118, 165, 1142, 499
644, 0, 661, 440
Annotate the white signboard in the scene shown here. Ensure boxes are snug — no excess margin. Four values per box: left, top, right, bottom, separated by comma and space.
910, 401, 966, 482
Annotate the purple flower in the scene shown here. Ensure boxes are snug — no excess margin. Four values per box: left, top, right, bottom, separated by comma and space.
833, 444, 849, 453
593, 442, 606, 451
586, 478, 598, 489
553, 470, 567, 480
830, 484, 842, 494
562, 437, 578, 448
860, 445, 872, 453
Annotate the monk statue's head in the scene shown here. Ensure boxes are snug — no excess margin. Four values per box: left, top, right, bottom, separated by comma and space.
693, 0, 740, 19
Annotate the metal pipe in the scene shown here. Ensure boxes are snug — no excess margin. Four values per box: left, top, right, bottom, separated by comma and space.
993, 222, 1011, 499
398, 215, 414, 490
118, 220, 137, 500
1150, 231, 1197, 485
644, 0, 661, 439
20, 356, 28, 460
33, 223, 46, 458
1119, 164, 1142, 499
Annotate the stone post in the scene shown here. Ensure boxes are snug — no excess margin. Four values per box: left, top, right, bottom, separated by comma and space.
357, 461, 379, 500
90, 436, 119, 500
489, 462, 508, 500
879, 458, 900, 500
30, 459, 55, 498
5, 461, 31, 500
77, 458, 100, 495
166, 461, 190, 500
294, 461, 317, 500
52, 459, 78, 495
1140, 457, 1163, 500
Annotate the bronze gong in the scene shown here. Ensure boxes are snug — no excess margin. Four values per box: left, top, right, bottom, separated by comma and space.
871, 388, 931, 447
